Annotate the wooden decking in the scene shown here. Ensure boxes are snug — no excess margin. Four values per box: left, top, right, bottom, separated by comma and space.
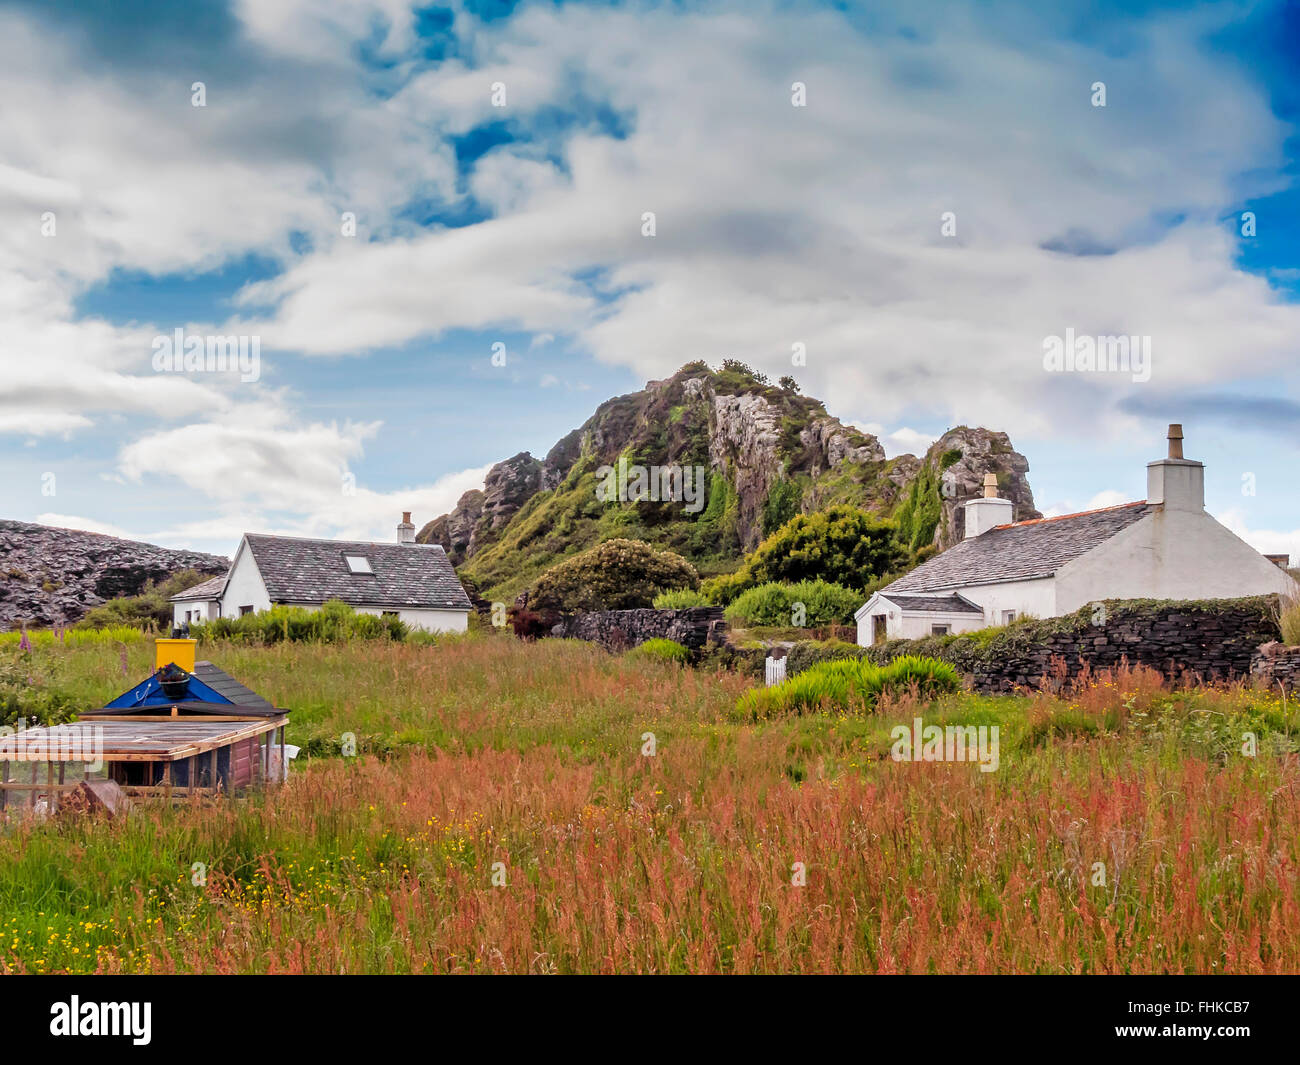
1, 718, 283, 762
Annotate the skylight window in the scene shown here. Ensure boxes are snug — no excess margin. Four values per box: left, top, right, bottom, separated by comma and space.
343, 554, 373, 574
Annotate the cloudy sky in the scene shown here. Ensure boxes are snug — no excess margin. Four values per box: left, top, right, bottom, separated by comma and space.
1, 0, 1298, 558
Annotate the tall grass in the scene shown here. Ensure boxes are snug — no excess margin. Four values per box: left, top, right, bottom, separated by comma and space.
1277, 594, 1300, 646
0, 641, 1296, 973
736, 654, 962, 720
0, 627, 145, 648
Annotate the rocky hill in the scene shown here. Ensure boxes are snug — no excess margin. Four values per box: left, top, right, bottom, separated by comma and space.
0, 520, 228, 630
419, 362, 1039, 602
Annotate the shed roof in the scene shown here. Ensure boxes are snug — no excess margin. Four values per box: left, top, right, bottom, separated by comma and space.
171, 574, 227, 601
879, 593, 984, 614
241, 534, 473, 611
95, 661, 280, 717
881, 501, 1153, 594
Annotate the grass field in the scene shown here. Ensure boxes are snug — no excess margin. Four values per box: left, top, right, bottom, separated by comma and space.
1, 636, 1298, 973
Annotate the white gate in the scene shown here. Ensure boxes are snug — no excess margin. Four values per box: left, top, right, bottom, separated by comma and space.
765, 655, 787, 687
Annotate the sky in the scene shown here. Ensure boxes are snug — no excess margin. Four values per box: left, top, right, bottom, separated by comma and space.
1, 0, 1298, 559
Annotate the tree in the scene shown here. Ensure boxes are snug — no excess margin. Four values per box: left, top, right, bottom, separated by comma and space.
531, 538, 700, 613
746, 505, 908, 589
778, 375, 800, 393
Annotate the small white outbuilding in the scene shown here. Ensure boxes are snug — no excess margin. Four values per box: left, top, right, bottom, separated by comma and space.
856, 425, 1296, 646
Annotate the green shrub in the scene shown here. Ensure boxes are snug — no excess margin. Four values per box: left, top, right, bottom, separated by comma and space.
530, 539, 699, 613
894, 467, 944, 553
747, 505, 908, 588
736, 654, 961, 720
74, 569, 216, 631
762, 479, 802, 535
725, 583, 793, 626
652, 588, 710, 609
191, 600, 408, 644
725, 580, 861, 627
701, 568, 754, 606
628, 638, 690, 664
0, 653, 76, 726
704, 506, 907, 605
785, 638, 865, 675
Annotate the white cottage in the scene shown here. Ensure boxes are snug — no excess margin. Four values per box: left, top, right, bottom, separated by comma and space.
171, 513, 473, 633
856, 425, 1296, 646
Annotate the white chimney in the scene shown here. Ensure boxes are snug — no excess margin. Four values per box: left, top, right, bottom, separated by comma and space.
397, 511, 416, 544
1146, 423, 1204, 512
963, 472, 1015, 538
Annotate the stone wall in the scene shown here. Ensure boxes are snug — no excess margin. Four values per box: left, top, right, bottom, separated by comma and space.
796, 596, 1280, 693
552, 606, 726, 653
1250, 642, 1300, 694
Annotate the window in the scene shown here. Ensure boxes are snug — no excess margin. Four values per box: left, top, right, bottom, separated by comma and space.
931, 624, 951, 636
1001, 610, 1017, 625
239, 605, 254, 616
344, 554, 373, 574
381, 611, 398, 619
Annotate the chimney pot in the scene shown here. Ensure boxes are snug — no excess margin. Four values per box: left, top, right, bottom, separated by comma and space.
982, 472, 999, 499
397, 512, 416, 544
1167, 423, 1183, 460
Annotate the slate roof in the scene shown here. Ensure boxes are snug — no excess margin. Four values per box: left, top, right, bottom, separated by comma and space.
171, 574, 227, 601
192, 661, 278, 714
242, 534, 473, 610
881, 501, 1154, 594
879, 593, 984, 614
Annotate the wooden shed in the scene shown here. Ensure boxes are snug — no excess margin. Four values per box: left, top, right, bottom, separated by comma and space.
0, 638, 289, 810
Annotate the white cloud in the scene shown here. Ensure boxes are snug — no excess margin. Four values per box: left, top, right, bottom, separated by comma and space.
1041, 489, 1135, 518
113, 395, 492, 545
32, 513, 137, 540
854, 422, 934, 459
3, 1, 1299, 546
226, 1, 1299, 451
1217, 508, 1299, 566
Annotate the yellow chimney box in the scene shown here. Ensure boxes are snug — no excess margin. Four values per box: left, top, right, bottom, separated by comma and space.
155, 638, 197, 673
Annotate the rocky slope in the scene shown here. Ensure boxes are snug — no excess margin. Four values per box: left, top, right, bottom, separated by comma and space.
0, 520, 228, 630
419, 362, 1040, 603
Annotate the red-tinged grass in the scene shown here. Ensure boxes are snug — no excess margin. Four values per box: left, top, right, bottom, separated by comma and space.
0, 639, 1297, 973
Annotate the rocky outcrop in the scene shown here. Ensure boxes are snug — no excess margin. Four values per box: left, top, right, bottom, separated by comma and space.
709, 392, 785, 550
927, 427, 1040, 548
541, 429, 582, 491
0, 519, 228, 630
483, 452, 542, 531
421, 362, 1039, 600
417, 489, 484, 565
417, 452, 540, 564
799, 416, 885, 476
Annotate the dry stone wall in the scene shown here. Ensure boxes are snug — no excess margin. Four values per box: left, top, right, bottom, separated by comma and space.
551, 607, 726, 652
793, 597, 1280, 693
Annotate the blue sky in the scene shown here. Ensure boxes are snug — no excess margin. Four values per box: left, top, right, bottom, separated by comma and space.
1, 0, 1298, 558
